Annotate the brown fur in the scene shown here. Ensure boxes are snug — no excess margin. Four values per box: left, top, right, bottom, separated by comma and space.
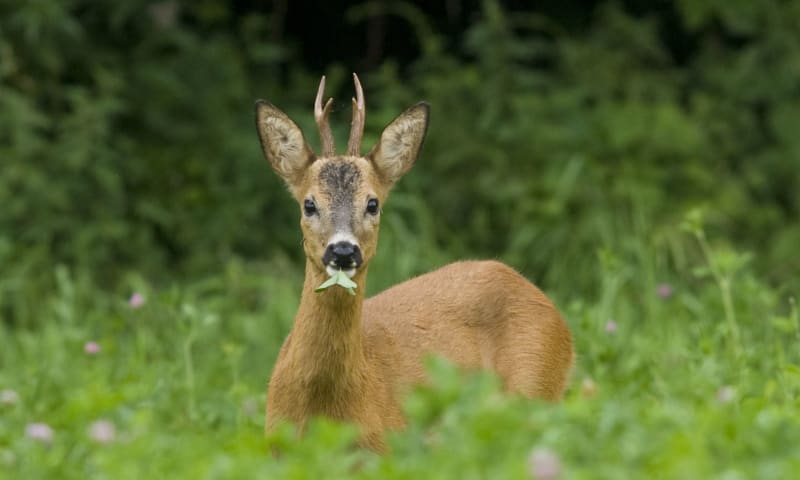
255, 84, 574, 452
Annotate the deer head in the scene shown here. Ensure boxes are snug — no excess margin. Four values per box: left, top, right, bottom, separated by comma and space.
255, 74, 429, 280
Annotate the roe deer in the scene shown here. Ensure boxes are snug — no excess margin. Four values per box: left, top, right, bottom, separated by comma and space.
255, 74, 574, 452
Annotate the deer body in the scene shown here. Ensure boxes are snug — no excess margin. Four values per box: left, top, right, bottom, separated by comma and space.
256, 75, 574, 452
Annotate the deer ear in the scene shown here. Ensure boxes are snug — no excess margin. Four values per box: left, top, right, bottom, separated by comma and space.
255, 100, 315, 190
368, 102, 429, 186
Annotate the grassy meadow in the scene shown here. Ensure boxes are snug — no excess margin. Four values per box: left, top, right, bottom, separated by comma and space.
2, 213, 799, 478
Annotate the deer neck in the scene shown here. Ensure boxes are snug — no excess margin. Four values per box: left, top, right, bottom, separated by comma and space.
284, 260, 369, 396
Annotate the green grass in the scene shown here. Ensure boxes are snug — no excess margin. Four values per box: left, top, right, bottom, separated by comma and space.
1, 226, 799, 479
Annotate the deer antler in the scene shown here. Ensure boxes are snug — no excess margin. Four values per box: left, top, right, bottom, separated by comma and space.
314, 76, 335, 157
347, 73, 365, 156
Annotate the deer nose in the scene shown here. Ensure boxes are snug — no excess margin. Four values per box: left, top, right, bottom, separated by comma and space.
323, 241, 363, 270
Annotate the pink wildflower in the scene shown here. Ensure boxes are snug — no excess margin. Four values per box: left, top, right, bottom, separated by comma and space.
84, 341, 101, 355
528, 447, 562, 480
656, 283, 673, 299
129, 293, 145, 308
88, 419, 117, 444
25, 423, 54, 444
716, 386, 735, 404
0, 389, 19, 405
605, 320, 618, 333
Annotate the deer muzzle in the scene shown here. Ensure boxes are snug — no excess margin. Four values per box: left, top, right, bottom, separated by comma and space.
323, 241, 363, 278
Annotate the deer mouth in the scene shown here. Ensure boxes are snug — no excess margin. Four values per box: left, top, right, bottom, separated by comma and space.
325, 265, 357, 279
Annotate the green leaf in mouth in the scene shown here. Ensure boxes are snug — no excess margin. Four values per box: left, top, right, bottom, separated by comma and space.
315, 269, 357, 296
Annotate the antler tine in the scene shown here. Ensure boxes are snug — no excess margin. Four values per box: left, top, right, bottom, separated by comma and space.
346, 73, 366, 156
314, 76, 335, 157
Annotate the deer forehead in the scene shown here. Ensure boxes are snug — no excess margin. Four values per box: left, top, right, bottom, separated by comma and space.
305, 158, 381, 203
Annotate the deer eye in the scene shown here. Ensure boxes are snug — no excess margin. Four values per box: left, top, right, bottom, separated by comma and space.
303, 199, 317, 216
366, 198, 380, 215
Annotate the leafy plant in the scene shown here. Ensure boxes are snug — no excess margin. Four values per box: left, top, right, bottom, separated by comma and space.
315, 270, 358, 296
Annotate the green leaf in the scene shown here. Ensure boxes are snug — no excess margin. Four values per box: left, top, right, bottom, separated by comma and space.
315, 270, 357, 296
314, 275, 339, 292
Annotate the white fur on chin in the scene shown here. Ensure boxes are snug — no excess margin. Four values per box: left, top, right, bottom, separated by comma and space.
325, 266, 357, 278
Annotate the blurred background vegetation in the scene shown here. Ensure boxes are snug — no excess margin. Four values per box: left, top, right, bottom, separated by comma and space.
2, 0, 798, 321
